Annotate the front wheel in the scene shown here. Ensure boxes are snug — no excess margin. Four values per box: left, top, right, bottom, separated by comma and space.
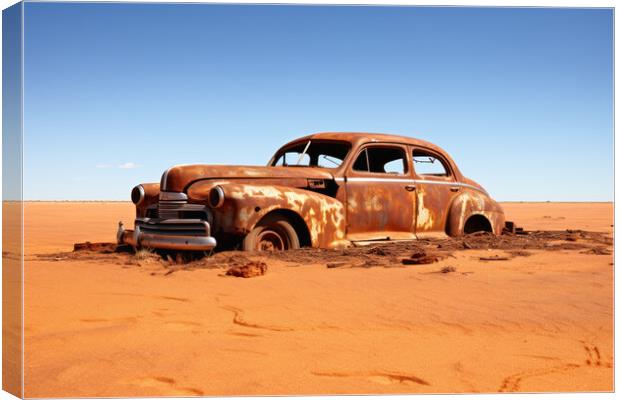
243, 215, 300, 251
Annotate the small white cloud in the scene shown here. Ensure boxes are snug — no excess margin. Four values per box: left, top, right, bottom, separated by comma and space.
118, 162, 140, 169
96, 163, 112, 168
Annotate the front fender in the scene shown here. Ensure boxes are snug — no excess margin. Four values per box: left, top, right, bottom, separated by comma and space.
446, 189, 505, 236
136, 183, 160, 218
189, 182, 348, 249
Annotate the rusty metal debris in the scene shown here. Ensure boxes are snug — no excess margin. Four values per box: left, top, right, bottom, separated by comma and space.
225, 261, 268, 278
119, 132, 510, 252
479, 255, 510, 261
74, 242, 120, 253
39, 228, 612, 275
401, 251, 442, 265
326, 261, 348, 268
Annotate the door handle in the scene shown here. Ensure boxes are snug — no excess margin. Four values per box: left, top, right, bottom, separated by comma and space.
404, 185, 416, 192
450, 186, 460, 192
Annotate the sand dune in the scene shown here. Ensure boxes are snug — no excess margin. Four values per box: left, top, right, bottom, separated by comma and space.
19, 202, 613, 396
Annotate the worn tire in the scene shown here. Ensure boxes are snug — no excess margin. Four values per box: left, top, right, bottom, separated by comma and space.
243, 215, 300, 251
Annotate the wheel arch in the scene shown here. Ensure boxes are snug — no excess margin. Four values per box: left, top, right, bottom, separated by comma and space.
446, 189, 506, 236
255, 208, 312, 248
463, 213, 493, 234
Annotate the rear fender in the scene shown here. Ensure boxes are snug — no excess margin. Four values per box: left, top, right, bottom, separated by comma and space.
446, 189, 505, 236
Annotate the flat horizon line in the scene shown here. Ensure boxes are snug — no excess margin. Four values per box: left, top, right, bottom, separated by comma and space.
4, 200, 615, 204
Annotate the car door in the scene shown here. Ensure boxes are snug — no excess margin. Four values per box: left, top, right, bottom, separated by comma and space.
344, 144, 417, 241
411, 146, 460, 238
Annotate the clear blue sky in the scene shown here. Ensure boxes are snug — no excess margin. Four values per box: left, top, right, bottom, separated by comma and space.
22, 3, 613, 201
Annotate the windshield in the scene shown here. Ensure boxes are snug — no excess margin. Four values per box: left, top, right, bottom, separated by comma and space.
271, 140, 351, 169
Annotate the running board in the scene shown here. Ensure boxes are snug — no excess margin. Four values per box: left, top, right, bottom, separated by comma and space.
350, 237, 418, 247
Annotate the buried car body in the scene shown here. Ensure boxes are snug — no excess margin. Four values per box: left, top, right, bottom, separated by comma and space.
118, 132, 505, 251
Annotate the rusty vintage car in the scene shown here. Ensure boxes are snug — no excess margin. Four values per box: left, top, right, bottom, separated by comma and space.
118, 132, 505, 252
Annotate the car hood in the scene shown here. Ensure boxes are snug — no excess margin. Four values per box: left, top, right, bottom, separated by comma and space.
161, 164, 335, 192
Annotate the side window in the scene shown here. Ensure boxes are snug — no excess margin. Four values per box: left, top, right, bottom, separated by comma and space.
412, 149, 450, 177
353, 147, 407, 175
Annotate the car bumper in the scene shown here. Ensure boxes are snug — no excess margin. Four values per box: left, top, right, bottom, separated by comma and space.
117, 218, 217, 251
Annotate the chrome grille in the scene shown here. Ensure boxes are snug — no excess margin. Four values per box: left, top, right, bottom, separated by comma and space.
157, 192, 210, 221
158, 199, 188, 219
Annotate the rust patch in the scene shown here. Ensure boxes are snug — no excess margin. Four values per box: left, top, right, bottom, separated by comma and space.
125, 132, 510, 251
225, 261, 267, 278
214, 183, 348, 249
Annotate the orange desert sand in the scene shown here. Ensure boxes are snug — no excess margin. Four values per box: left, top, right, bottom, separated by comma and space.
12, 202, 614, 396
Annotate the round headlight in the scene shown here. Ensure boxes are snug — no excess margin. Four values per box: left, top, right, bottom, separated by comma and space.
209, 186, 225, 208
131, 185, 145, 205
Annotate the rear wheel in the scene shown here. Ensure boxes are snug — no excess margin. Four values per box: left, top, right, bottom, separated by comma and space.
243, 215, 300, 251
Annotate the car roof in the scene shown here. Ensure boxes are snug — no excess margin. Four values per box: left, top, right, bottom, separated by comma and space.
282, 132, 447, 154
277, 132, 464, 180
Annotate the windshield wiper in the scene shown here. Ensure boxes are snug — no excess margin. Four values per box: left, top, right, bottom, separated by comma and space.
296, 140, 311, 165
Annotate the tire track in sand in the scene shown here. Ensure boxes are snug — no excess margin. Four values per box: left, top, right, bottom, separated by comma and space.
128, 376, 204, 396
499, 339, 613, 392
312, 370, 430, 386
219, 305, 293, 332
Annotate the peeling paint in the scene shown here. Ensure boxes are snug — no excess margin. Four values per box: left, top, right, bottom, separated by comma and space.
126, 132, 505, 251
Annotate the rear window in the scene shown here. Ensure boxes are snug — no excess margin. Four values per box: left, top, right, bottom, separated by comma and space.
412, 149, 450, 177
